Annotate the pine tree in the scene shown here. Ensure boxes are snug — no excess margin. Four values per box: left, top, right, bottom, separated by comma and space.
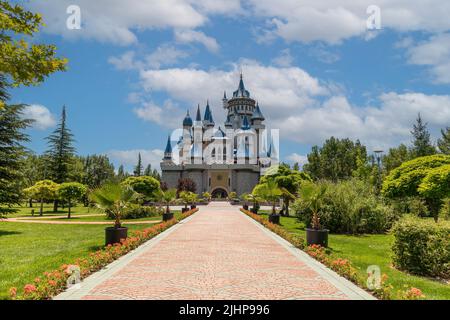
144, 164, 152, 176
117, 164, 125, 180
152, 169, 161, 181
0, 78, 33, 215
410, 113, 436, 157
133, 153, 143, 176
437, 127, 450, 155
45, 105, 75, 211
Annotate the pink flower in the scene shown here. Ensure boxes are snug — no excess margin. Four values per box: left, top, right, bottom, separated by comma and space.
24, 284, 36, 294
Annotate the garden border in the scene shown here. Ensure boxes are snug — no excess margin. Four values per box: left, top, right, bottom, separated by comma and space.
54, 210, 198, 300
239, 209, 376, 300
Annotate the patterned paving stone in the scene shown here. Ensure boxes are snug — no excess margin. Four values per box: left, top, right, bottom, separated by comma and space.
64, 202, 372, 300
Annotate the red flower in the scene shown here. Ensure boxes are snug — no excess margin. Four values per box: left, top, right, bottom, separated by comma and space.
24, 284, 37, 294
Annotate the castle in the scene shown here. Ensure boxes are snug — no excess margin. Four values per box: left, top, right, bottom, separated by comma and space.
160, 74, 278, 197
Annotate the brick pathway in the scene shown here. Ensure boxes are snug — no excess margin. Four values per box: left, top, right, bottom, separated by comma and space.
56, 202, 373, 300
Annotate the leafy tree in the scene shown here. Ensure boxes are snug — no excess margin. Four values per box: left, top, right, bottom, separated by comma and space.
0, 101, 32, 216
177, 178, 196, 195
0, 1, 67, 90
303, 137, 368, 181
152, 169, 161, 181
89, 183, 137, 228
437, 127, 450, 155
260, 164, 311, 216
23, 180, 59, 216
21, 154, 49, 207
58, 182, 87, 218
253, 180, 282, 215
382, 155, 450, 221
121, 176, 161, 200
82, 154, 115, 189
410, 113, 436, 157
117, 164, 127, 181
292, 162, 300, 171
382, 144, 411, 173
45, 106, 75, 211
133, 153, 143, 176
202, 191, 211, 202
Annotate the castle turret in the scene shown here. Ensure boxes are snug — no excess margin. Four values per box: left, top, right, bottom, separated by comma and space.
223, 91, 228, 109
163, 135, 172, 161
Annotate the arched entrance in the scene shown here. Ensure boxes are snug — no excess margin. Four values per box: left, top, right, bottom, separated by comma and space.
211, 188, 228, 199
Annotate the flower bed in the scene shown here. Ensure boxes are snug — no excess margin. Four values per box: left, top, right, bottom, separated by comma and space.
240, 208, 425, 300
10, 208, 199, 300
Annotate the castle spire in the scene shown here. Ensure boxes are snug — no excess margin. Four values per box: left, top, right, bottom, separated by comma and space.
163, 135, 172, 160
195, 104, 202, 122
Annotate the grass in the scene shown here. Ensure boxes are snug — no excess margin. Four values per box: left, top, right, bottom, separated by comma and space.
0, 207, 183, 300
38, 211, 182, 222
6, 204, 98, 218
258, 211, 450, 300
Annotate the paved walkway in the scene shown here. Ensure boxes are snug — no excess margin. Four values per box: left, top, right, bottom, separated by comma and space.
56, 202, 374, 300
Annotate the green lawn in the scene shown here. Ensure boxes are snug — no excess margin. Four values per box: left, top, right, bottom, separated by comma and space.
0, 220, 163, 300
39, 211, 182, 222
259, 211, 450, 300
6, 203, 98, 218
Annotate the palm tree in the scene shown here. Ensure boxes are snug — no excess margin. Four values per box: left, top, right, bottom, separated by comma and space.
299, 182, 327, 230
244, 192, 262, 213
89, 183, 136, 228
158, 188, 177, 214
254, 180, 282, 215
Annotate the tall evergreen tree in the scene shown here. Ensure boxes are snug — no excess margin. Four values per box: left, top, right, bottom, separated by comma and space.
133, 153, 143, 176
437, 127, 450, 155
117, 164, 125, 180
82, 154, 115, 188
152, 169, 161, 181
410, 113, 436, 157
144, 164, 152, 176
45, 106, 75, 211
0, 78, 32, 215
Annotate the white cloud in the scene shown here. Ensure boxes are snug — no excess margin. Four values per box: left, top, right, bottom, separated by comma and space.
134, 100, 185, 128
272, 49, 294, 67
22, 105, 56, 130
109, 46, 189, 71
107, 149, 164, 172
249, 0, 450, 44
404, 33, 450, 84
174, 29, 220, 53
286, 153, 308, 167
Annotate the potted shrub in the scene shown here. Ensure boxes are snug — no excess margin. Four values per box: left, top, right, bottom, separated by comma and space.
158, 188, 177, 221
90, 183, 137, 246
179, 191, 192, 213
239, 193, 249, 209
245, 193, 261, 214
300, 182, 329, 247
202, 191, 211, 203
254, 180, 282, 224
189, 192, 198, 210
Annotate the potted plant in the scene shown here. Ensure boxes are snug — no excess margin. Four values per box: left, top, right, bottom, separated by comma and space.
189, 192, 198, 210
90, 183, 137, 246
254, 180, 282, 224
245, 193, 261, 214
179, 191, 192, 213
202, 191, 211, 203
157, 188, 177, 221
239, 192, 249, 209
300, 182, 329, 247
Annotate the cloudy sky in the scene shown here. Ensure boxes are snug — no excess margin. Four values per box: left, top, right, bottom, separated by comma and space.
11, 0, 450, 171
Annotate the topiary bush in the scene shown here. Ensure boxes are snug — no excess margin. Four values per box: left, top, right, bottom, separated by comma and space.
293, 179, 400, 234
391, 217, 450, 279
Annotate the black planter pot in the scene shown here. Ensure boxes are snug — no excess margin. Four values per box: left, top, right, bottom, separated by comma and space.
250, 207, 259, 214
105, 227, 128, 246
163, 212, 174, 221
181, 207, 189, 213
306, 228, 329, 247
190, 205, 196, 210
243, 204, 249, 210
268, 214, 280, 224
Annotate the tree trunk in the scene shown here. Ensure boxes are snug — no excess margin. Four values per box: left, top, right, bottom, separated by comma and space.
272, 201, 276, 214
53, 199, 58, 212
40, 199, 44, 216
166, 204, 170, 214
29, 198, 33, 208
68, 200, 71, 219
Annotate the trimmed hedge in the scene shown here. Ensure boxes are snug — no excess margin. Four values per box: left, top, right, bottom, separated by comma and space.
391, 217, 450, 279
106, 204, 161, 219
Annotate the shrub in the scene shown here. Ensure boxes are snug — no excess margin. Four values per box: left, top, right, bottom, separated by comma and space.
293, 179, 400, 234
440, 198, 450, 220
106, 204, 161, 220
391, 217, 450, 278
122, 176, 161, 200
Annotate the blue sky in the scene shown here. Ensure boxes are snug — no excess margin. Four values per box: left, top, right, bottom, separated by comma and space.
10, 0, 450, 171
